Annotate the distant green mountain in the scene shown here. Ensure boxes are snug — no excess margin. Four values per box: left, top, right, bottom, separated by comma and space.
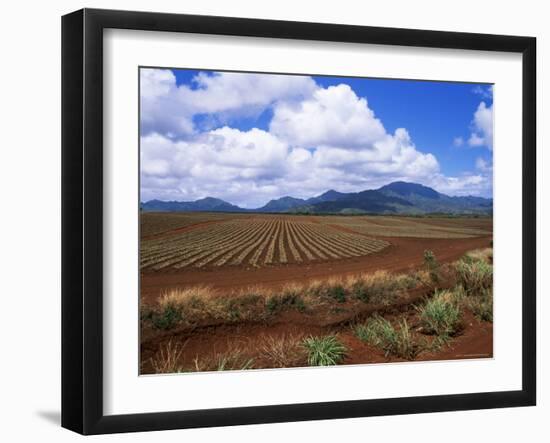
140, 197, 246, 212
375, 181, 493, 214
256, 189, 349, 212
289, 189, 414, 214
306, 189, 349, 204
141, 181, 493, 215
257, 196, 307, 212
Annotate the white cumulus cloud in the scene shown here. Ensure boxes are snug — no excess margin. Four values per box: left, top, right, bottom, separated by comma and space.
270, 84, 386, 149
140, 69, 317, 139
428, 173, 491, 197
468, 102, 493, 149
141, 124, 442, 206
140, 69, 493, 204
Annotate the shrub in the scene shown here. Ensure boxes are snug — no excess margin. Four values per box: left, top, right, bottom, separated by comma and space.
423, 250, 438, 268
464, 248, 493, 263
140, 306, 155, 322
309, 278, 347, 303
151, 304, 183, 330
419, 291, 462, 336
423, 250, 440, 284
355, 315, 393, 347
455, 259, 493, 296
464, 288, 493, 322
150, 287, 270, 326
350, 279, 370, 302
222, 293, 262, 321
325, 284, 347, 303
302, 335, 347, 366
266, 291, 306, 314
355, 315, 417, 359
154, 286, 218, 328
349, 271, 413, 305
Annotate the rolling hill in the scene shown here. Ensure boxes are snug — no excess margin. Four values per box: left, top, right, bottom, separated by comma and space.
140, 197, 246, 213
141, 181, 493, 215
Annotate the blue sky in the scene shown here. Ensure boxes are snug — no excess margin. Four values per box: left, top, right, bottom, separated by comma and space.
140, 68, 493, 207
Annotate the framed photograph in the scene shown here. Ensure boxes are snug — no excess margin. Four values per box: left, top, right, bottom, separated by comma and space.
62, 8, 536, 435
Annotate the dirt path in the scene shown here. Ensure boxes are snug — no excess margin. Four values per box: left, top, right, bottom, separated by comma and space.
140, 235, 491, 301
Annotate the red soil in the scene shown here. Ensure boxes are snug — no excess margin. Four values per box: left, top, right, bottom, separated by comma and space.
140, 235, 492, 302
140, 298, 493, 374
139, 221, 493, 373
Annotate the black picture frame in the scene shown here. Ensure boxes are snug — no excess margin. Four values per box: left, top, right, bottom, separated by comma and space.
62, 8, 536, 435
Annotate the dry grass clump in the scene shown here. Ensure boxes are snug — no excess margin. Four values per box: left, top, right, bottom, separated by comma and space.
454, 255, 493, 296
346, 271, 417, 305
151, 286, 224, 329
266, 284, 307, 314
191, 345, 255, 372
159, 285, 221, 315
275, 270, 417, 308
148, 286, 271, 329
149, 340, 187, 373
143, 262, 426, 331
308, 277, 348, 303
414, 269, 432, 286
305, 271, 416, 306
464, 248, 493, 263
151, 341, 256, 373
223, 290, 265, 322
259, 334, 307, 368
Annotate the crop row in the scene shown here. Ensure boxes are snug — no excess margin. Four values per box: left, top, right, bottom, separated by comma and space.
140, 219, 389, 270
313, 216, 490, 239
140, 212, 232, 238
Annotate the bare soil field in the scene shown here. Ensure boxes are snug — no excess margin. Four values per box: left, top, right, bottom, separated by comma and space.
139, 212, 493, 373
141, 235, 490, 301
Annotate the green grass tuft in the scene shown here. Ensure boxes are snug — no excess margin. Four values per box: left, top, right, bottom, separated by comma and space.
464, 288, 493, 322
455, 258, 493, 296
419, 291, 462, 337
355, 315, 417, 359
302, 335, 347, 366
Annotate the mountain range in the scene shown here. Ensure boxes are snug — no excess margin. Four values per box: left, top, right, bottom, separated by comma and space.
141, 182, 493, 215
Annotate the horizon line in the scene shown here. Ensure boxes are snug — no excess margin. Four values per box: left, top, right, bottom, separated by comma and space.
140, 181, 492, 209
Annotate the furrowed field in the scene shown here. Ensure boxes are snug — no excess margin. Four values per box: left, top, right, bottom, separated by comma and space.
140, 213, 491, 270
141, 217, 390, 270
139, 212, 493, 374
